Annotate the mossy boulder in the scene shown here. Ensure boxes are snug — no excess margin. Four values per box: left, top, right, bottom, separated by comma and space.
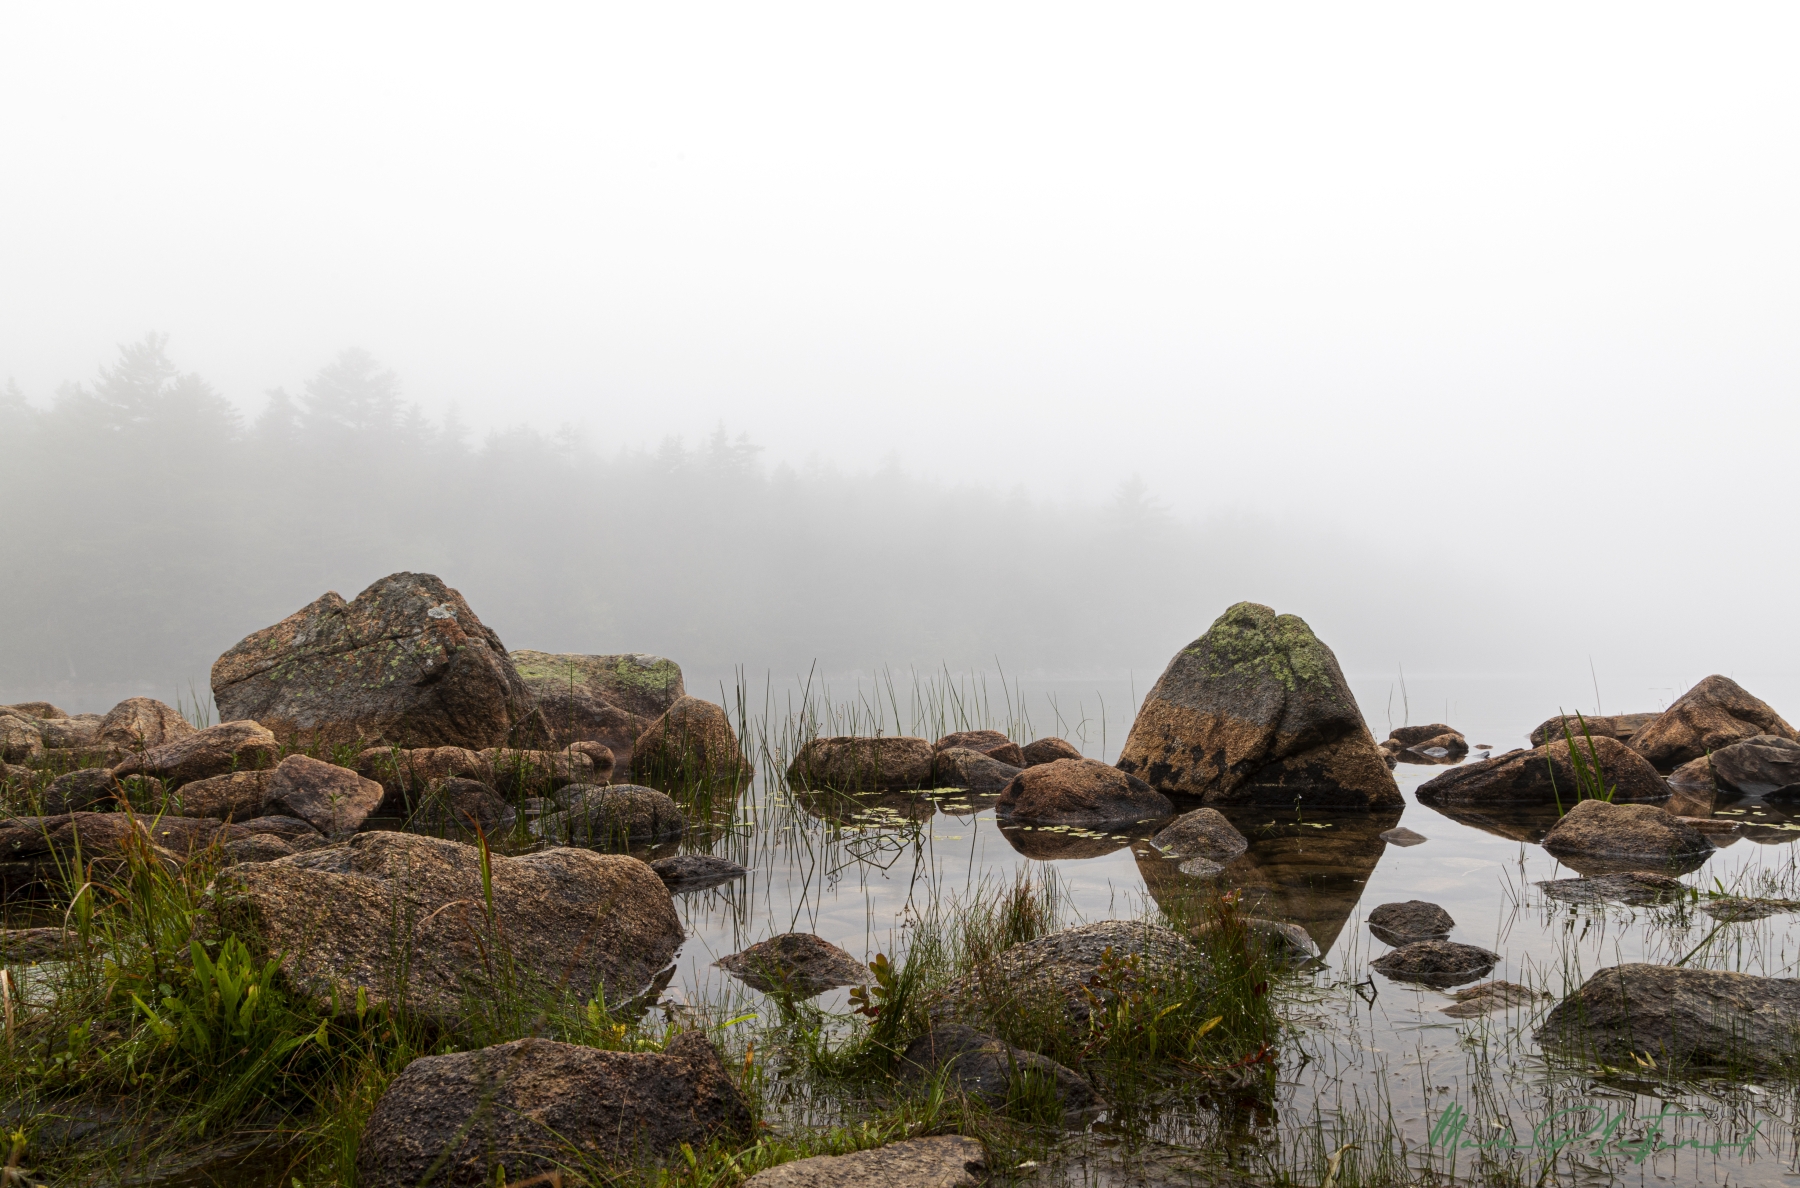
1116, 603, 1399, 808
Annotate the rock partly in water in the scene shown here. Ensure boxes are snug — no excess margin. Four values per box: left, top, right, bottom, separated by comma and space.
1540, 799, 1713, 869
632, 697, 750, 787
212, 572, 536, 750
931, 746, 1023, 792
716, 933, 871, 998
931, 730, 1026, 768
1115, 602, 1401, 809
994, 758, 1172, 828
900, 1024, 1104, 1124
566, 741, 617, 783
1388, 723, 1465, 749
356, 1030, 749, 1187
1700, 897, 1788, 923
479, 747, 595, 796
1537, 871, 1689, 906
1710, 735, 1800, 797
788, 736, 934, 792
263, 755, 384, 836
1441, 981, 1547, 1018
1668, 755, 1716, 789
1150, 808, 1249, 862
1416, 736, 1670, 807
1537, 964, 1800, 1072
1367, 900, 1455, 945
1021, 737, 1083, 766
1630, 676, 1800, 773
649, 853, 747, 892
1370, 940, 1499, 989
542, 784, 686, 848
213, 832, 683, 1027
109, 721, 279, 787
410, 777, 511, 834
937, 921, 1200, 1029
743, 1137, 989, 1188
1379, 826, 1428, 847
98, 698, 196, 751
1528, 712, 1659, 748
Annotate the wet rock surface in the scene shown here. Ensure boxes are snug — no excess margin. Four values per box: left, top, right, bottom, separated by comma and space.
542, 784, 686, 848
1021, 736, 1083, 766
1630, 675, 1799, 772
1115, 602, 1399, 808
717, 932, 871, 997
1711, 735, 1800, 796
1368, 900, 1455, 945
931, 746, 1023, 791
1441, 980, 1546, 1017
1540, 799, 1713, 866
1370, 940, 1499, 988
357, 1031, 749, 1187
650, 853, 747, 892
995, 758, 1171, 827
1538, 964, 1800, 1072
1415, 735, 1669, 806
1150, 807, 1248, 862
1536, 871, 1689, 905
744, 1136, 989, 1188
900, 1024, 1104, 1123
215, 832, 683, 1026
632, 696, 750, 786
788, 735, 935, 791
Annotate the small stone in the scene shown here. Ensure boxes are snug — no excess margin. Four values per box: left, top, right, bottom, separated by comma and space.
1368, 900, 1455, 945
264, 754, 385, 836
743, 1136, 988, 1188
1537, 871, 1688, 906
1379, 827, 1428, 847
1440, 980, 1545, 1018
717, 933, 871, 998
1020, 737, 1083, 766
931, 730, 1025, 768
1151, 807, 1249, 863
649, 853, 747, 892
1370, 940, 1499, 989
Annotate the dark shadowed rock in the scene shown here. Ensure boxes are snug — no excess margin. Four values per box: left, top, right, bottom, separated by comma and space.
1228, 916, 1320, 961
995, 758, 1171, 827
235, 815, 324, 841
1631, 676, 1799, 772
510, 650, 686, 724
633, 697, 749, 787
1541, 799, 1713, 868
478, 747, 594, 796
998, 821, 1135, 861
410, 777, 510, 834
1441, 981, 1546, 1018
788, 736, 934, 791
936, 921, 1200, 1029
542, 784, 686, 848
1416, 736, 1669, 807
1668, 755, 1716, 789
1711, 735, 1800, 796
932, 730, 1025, 768
212, 572, 535, 750
0, 813, 253, 892
931, 746, 1023, 791
169, 770, 269, 820
1116, 602, 1400, 809
1529, 712, 1659, 748
1021, 737, 1083, 766
0, 926, 75, 962
1537, 964, 1800, 1072
355, 745, 486, 816
1389, 723, 1465, 749
1368, 900, 1455, 945
356, 1030, 749, 1187
717, 933, 870, 998
110, 721, 278, 787
743, 1137, 989, 1188
0, 713, 42, 764
1370, 940, 1499, 989
98, 698, 195, 750
566, 740, 616, 783
222, 834, 295, 864
900, 1024, 1104, 1124
649, 853, 746, 892
1150, 807, 1248, 862
42, 768, 119, 814
264, 754, 384, 836
213, 832, 683, 1027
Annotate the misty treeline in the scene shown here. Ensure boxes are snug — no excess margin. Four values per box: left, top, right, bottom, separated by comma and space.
1, 334, 1471, 706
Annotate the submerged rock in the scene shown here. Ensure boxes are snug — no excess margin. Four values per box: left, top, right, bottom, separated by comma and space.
1537, 964, 1800, 1072
788, 736, 934, 791
214, 832, 682, 1027
716, 933, 870, 998
931, 746, 1022, 792
1536, 871, 1688, 906
994, 758, 1172, 828
1528, 712, 1659, 748
1370, 940, 1499, 989
1630, 676, 1799, 772
1711, 735, 1800, 796
900, 1025, 1104, 1124
1367, 900, 1454, 945
212, 572, 536, 750
542, 784, 686, 848
743, 1137, 988, 1188
1540, 799, 1713, 868
1150, 808, 1248, 862
98, 697, 195, 750
1115, 602, 1400, 809
632, 696, 750, 787
937, 920, 1200, 1028
1379, 826, 1428, 847
1441, 981, 1546, 1018
264, 755, 384, 836
649, 853, 746, 892
1415, 736, 1669, 807
109, 721, 279, 787
1700, 896, 1788, 922
357, 1031, 749, 1187
1021, 737, 1083, 766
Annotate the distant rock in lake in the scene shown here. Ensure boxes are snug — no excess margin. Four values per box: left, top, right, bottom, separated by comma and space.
1628, 676, 1799, 773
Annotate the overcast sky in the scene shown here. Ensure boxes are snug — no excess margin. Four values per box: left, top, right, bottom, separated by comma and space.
4, 3, 1796, 542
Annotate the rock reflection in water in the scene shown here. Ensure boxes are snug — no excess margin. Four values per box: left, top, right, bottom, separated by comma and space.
790, 785, 936, 827
1000, 820, 1141, 860
1138, 804, 1402, 956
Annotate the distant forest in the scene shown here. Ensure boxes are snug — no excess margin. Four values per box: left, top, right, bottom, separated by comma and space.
0, 335, 1467, 708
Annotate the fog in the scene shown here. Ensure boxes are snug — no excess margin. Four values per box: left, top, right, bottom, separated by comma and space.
3, 4, 1798, 729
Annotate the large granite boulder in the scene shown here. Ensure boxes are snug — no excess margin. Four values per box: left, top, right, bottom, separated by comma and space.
109, 721, 279, 787
632, 697, 749, 787
509, 650, 686, 724
1537, 964, 1800, 1072
1116, 603, 1400, 808
212, 832, 683, 1027
994, 758, 1172, 828
1711, 735, 1800, 797
1529, 711, 1659, 748
356, 1031, 749, 1186
98, 698, 195, 750
212, 572, 535, 750
1540, 799, 1713, 869
1416, 736, 1669, 807
744, 1137, 989, 1188
263, 754, 384, 836
787, 736, 933, 791
1630, 676, 1799, 772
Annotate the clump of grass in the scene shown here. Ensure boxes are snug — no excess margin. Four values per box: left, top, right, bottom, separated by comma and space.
1548, 711, 1617, 813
